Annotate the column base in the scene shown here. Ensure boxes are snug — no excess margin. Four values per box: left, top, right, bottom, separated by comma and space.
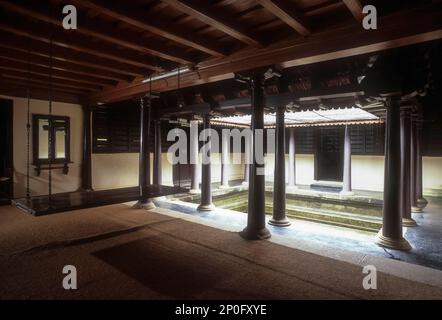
189, 188, 201, 194
197, 203, 215, 211
417, 197, 428, 209
374, 230, 412, 251
219, 184, 230, 189
411, 206, 423, 213
402, 218, 418, 227
239, 226, 271, 240
268, 218, 291, 227
133, 199, 156, 210
339, 190, 354, 197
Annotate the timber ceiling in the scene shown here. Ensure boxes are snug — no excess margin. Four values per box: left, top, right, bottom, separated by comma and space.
0, 0, 440, 106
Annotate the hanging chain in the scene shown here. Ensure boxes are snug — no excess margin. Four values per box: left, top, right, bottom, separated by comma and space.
177, 67, 181, 189
48, 17, 54, 204
26, 45, 31, 201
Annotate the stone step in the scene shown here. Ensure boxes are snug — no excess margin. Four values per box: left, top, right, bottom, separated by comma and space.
265, 204, 382, 232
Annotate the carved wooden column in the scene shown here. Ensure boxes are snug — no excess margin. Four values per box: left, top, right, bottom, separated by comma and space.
81, 105, 93, 191
242, 134, 250, 186
134, 97, 155, 210
287, 128, 297, 191
197, 114, 214, 211
400, 106, 417, 227
410, 114, 418, 212
375, 95, 411, 251
340, 124, 353, 196
269, 104, 290, 226
240, 75, 271, 240
415, 114, 428, 211
189, 120, 200, 194
220, 129, 230, 188
153, 119, 162, 185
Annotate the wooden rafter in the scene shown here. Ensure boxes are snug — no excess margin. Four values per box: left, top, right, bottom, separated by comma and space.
0, 77, 92, 95
342, 0, 364, 22
0, 18, 160, 71
0, 68, 102, 92
255, 0, 310, 36
91, 3, 442, 104
0, 32, 147, 80
0, 82, 86, 104
69, 0, 227, 57
0, 52, 115, 87
161, 0, 263, 47
0, 0, 194, 65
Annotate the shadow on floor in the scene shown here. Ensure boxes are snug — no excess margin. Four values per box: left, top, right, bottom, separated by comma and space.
93, 235, 228, 298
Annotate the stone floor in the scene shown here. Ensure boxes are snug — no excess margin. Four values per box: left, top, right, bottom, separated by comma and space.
0, 203, 441, 299
158, 194, 442, 271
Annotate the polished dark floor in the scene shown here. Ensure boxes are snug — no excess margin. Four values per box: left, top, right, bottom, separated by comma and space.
13, 185, 186, 216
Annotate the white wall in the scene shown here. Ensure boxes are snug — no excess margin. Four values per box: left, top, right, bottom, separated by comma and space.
423, 157, 442, 196
0, 95, 83, 198
264, 153, 316, 185
264, 153, 384, 191
351, 155, 384, 192
92, 152, 245, 190
92, 153, 174, 190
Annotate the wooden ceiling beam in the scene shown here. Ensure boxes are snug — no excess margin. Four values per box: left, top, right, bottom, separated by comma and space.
0, 0, 195, 65
255, 0, 310, 36
0, 82, 85, 104
0, 32, 146, 80
161, 0, 263, 47
342, 0, 364, 22
0, 77, 92, 96
0, 68, 102, 92
91, 3, 442, 104
69, 0, 227, 57
0, 58, 105, 89
0, 18, 161, 72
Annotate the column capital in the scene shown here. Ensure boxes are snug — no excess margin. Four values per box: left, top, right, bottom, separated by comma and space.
382, 94, 402, 110
400, 105, 413, 117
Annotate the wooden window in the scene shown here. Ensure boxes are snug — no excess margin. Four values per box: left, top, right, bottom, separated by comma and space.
32, 114, 71, 175
350, 124, 385, 155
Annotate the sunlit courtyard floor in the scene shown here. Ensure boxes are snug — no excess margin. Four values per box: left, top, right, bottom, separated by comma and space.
159, 191, 442, 272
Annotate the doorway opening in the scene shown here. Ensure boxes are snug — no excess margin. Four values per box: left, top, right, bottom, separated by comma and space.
315, 127, 344, 182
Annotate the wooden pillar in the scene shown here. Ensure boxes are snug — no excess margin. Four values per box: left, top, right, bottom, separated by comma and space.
220, 129, 230, 188
134, 97, 155, 210
287, 128, 297, 190
197, 114, 214, 211
415, 115, 428, 210
189, 120, 200, 194
401, 107, 417, 227
410, 115, 418, 211
240, 75, 271, 240
81, 105, 93, 191
153, 119, 162, 185
340, 124, 353, 196
269, 104, 290, 227
375, 95, 411, 251
242, 135, 250, 186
